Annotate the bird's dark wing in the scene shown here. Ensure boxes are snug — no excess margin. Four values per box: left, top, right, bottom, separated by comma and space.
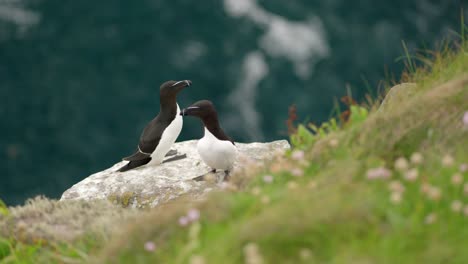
122, 116, 170, 161
122, 150, 151, 161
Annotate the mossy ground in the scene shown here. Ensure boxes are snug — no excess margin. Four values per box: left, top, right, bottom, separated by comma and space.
1, 37, 467, 263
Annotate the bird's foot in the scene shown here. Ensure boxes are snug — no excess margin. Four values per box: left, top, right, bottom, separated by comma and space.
162, 153, 187, 163
192, 169, 217, 182
165, 149, 178, 157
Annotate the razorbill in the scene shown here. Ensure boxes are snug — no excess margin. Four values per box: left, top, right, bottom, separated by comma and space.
117, 80, 191, 172
180, 100, 237, 180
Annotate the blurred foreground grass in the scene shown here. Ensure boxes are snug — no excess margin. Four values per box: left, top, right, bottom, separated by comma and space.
1, 35, 467, 263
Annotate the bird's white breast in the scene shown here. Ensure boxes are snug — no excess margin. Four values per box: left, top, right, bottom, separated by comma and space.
149, 104, 183, 164
197, 128, 237, 171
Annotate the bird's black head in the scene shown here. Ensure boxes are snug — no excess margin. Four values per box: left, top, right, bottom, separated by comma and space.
181, 100, 233, 142
159, 80, 191, 99
180, 100, 217, 119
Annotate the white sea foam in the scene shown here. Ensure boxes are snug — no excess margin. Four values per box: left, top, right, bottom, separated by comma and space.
225, 51, 268, 140
0, 1, 40, 29
172, 41, 207, 69
224, 0, 329, 78
223, 0, 329, 140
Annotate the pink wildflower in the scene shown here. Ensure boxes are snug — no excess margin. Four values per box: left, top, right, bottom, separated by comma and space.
291, 150, 305, 161
187, 209, 200, 222
460, 163, 468, 173
178, 216, 190, 226
144, 241, 156, 252
366, 167, 392, 180
451, 173, 463, 185
262, 175, 274, 183
291, 168, 304, 177
463, 111, 468, 129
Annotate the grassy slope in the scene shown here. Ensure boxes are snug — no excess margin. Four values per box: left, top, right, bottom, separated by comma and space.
98, 41, 467, 263
0, 40, 467, 263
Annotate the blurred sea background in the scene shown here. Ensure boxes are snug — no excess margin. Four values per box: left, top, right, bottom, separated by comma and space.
0, 0, 465, 205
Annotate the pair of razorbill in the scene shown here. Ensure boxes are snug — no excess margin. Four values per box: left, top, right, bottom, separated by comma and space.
117, 80, 236, 181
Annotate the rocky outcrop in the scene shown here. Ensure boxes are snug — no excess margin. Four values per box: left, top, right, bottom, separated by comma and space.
60, 140, 290, 208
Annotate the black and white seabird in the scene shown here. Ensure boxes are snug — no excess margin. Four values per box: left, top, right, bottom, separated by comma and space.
180, 100, 237, 180
117, 80, 191, 172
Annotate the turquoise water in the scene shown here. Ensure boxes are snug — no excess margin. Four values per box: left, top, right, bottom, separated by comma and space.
0, 0, 465, 204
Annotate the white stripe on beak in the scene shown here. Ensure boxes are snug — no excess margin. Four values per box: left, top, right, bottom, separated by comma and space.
171, 81, 185, 87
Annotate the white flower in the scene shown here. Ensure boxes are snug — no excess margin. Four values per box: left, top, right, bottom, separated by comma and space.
251, 187, 261, 196
451, 173, 463, 185
442, 155, 454, 167
420, 183, 431, 194
427, 187, 442, 201
404, 168, 419, 181
451, 200, 463, 212
299, 248, 313, 260
329, 138, 339, 148
261, 195, 270, 204
424, 213, 437, 224
390, 192, 402, 204
410, 152, 423, 164
388, 180, 405, 193
464, 205, 468, 216
287, 181, 298, 190
244, 243, 263, 264
395, 157, 409, 171
190, 255, 206, 264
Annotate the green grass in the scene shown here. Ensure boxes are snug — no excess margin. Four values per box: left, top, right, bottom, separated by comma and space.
1, 35, 467, 263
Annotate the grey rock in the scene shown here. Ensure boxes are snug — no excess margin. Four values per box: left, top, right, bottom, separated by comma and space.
379, 83, 417, 112
60, 140, 290, 208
